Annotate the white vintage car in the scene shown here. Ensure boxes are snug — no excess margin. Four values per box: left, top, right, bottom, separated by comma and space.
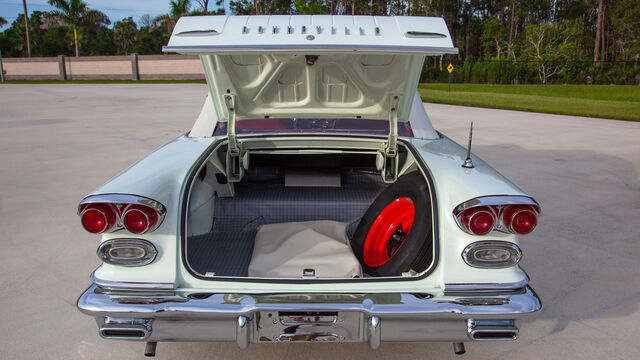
77, 15, 541, 357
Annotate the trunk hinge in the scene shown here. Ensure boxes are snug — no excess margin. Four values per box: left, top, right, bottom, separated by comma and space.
224, 94, 244, 182
380, 95, 400, 183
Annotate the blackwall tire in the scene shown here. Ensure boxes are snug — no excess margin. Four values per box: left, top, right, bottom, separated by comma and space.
351, 171, 432, 276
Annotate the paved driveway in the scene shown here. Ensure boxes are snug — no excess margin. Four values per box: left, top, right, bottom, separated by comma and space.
0, 84, 638, 359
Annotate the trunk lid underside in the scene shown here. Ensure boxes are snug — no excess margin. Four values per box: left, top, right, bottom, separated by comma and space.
164, 15, 457, 124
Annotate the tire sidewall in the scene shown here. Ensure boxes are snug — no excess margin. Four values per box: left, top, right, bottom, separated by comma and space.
351, 171, 432, 276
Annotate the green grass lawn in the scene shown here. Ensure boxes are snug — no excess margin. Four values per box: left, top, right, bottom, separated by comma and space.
418, 84, 640, 121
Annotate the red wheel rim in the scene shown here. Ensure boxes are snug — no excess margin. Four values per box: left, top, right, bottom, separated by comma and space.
363, 197, 415, 267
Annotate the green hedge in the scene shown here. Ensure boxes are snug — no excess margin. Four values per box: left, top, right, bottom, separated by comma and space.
422, 59, 640, 85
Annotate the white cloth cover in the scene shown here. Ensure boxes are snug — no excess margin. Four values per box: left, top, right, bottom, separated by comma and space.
248, 221, 363, 278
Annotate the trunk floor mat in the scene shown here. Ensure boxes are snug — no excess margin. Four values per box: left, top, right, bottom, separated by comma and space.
187, 172, 386, 277
187, 231, 256, 277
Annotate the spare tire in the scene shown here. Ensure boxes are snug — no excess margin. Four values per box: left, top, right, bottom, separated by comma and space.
351, 171, 432, 277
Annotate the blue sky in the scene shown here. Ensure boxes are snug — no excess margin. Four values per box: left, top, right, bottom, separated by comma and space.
0, 1, 225, 30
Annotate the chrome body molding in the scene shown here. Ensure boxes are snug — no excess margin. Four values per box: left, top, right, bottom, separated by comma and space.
90, 271, 175, 290
444, 273, 529, 293
162, 44, 459, 55
79, 194, 167, 214
77, 284, 541, 345
453, 195, 540, 217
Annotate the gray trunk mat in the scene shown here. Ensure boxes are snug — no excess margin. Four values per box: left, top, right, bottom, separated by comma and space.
187, 231, 255, 277
187, 172, 386, 277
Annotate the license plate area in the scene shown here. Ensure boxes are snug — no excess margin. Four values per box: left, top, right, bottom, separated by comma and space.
256, 311, 363, 343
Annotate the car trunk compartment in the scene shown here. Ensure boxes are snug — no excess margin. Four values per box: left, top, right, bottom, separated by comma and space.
187, 155, 387, 277
184, 142, 434, 280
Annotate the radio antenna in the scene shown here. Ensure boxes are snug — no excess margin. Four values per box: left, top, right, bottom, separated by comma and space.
462, 122, 474, 168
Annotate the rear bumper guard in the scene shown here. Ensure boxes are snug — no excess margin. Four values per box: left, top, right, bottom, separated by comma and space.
78, 284, 541, 347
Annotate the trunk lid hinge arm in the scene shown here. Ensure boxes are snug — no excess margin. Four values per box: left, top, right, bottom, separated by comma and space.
380, 95, 400, 183
224, 94, 244, 182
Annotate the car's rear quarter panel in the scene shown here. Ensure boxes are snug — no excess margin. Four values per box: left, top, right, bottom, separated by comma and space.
412, 136, 531, 288
90, 135, 216, 285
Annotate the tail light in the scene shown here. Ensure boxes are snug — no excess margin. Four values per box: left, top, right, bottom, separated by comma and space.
454, 196, 540, 236
123, 205, 159, 234
78, 195, 166, 234
501, 205, 537, 234
458, 206, 495, 235
80, 204, 117, 233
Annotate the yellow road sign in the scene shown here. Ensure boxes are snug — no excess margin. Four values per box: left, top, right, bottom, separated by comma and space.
447, 64, 454, 73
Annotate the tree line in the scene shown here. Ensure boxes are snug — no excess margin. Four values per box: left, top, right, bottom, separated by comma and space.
1, 1, 638, 84
0, 0, 221, 59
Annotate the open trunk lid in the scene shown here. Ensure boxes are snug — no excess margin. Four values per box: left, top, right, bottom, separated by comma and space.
165, 15, 456, 122
164, 15, 457, 181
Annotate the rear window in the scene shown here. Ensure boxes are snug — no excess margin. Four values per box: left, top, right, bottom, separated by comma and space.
213, 118, 414, 137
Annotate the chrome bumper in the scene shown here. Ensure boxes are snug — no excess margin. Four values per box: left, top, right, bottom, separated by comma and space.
77, 284, 541, 347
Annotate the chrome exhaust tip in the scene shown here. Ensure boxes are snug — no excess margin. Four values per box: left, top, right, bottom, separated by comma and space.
99, 317, 152, 340
470, 329, 519, 341
453, 342, 466, 355
99, 327, 149, 339
467, 319, 519, 341
144, 342, 157, 357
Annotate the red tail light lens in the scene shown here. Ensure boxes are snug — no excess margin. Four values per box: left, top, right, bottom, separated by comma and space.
80, 204, 116, 233
78, 195, 166, 235
454, 197, 540, 236
123, 205, 159, 234
458, 206, 495, 235
502, 205, 538, 234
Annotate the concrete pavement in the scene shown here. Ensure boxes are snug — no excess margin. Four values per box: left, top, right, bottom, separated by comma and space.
0, 84, 638, 359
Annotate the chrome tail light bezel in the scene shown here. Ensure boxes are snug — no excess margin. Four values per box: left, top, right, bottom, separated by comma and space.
78, 194, 166, 234
453, 196, 540, 236
97, 238, 158, 266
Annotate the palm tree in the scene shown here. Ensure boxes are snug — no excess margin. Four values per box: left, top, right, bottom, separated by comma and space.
48, 0, 88, 56
170, 0, 192, 18
114, 17, 137, 55
154, 0, 191, 34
